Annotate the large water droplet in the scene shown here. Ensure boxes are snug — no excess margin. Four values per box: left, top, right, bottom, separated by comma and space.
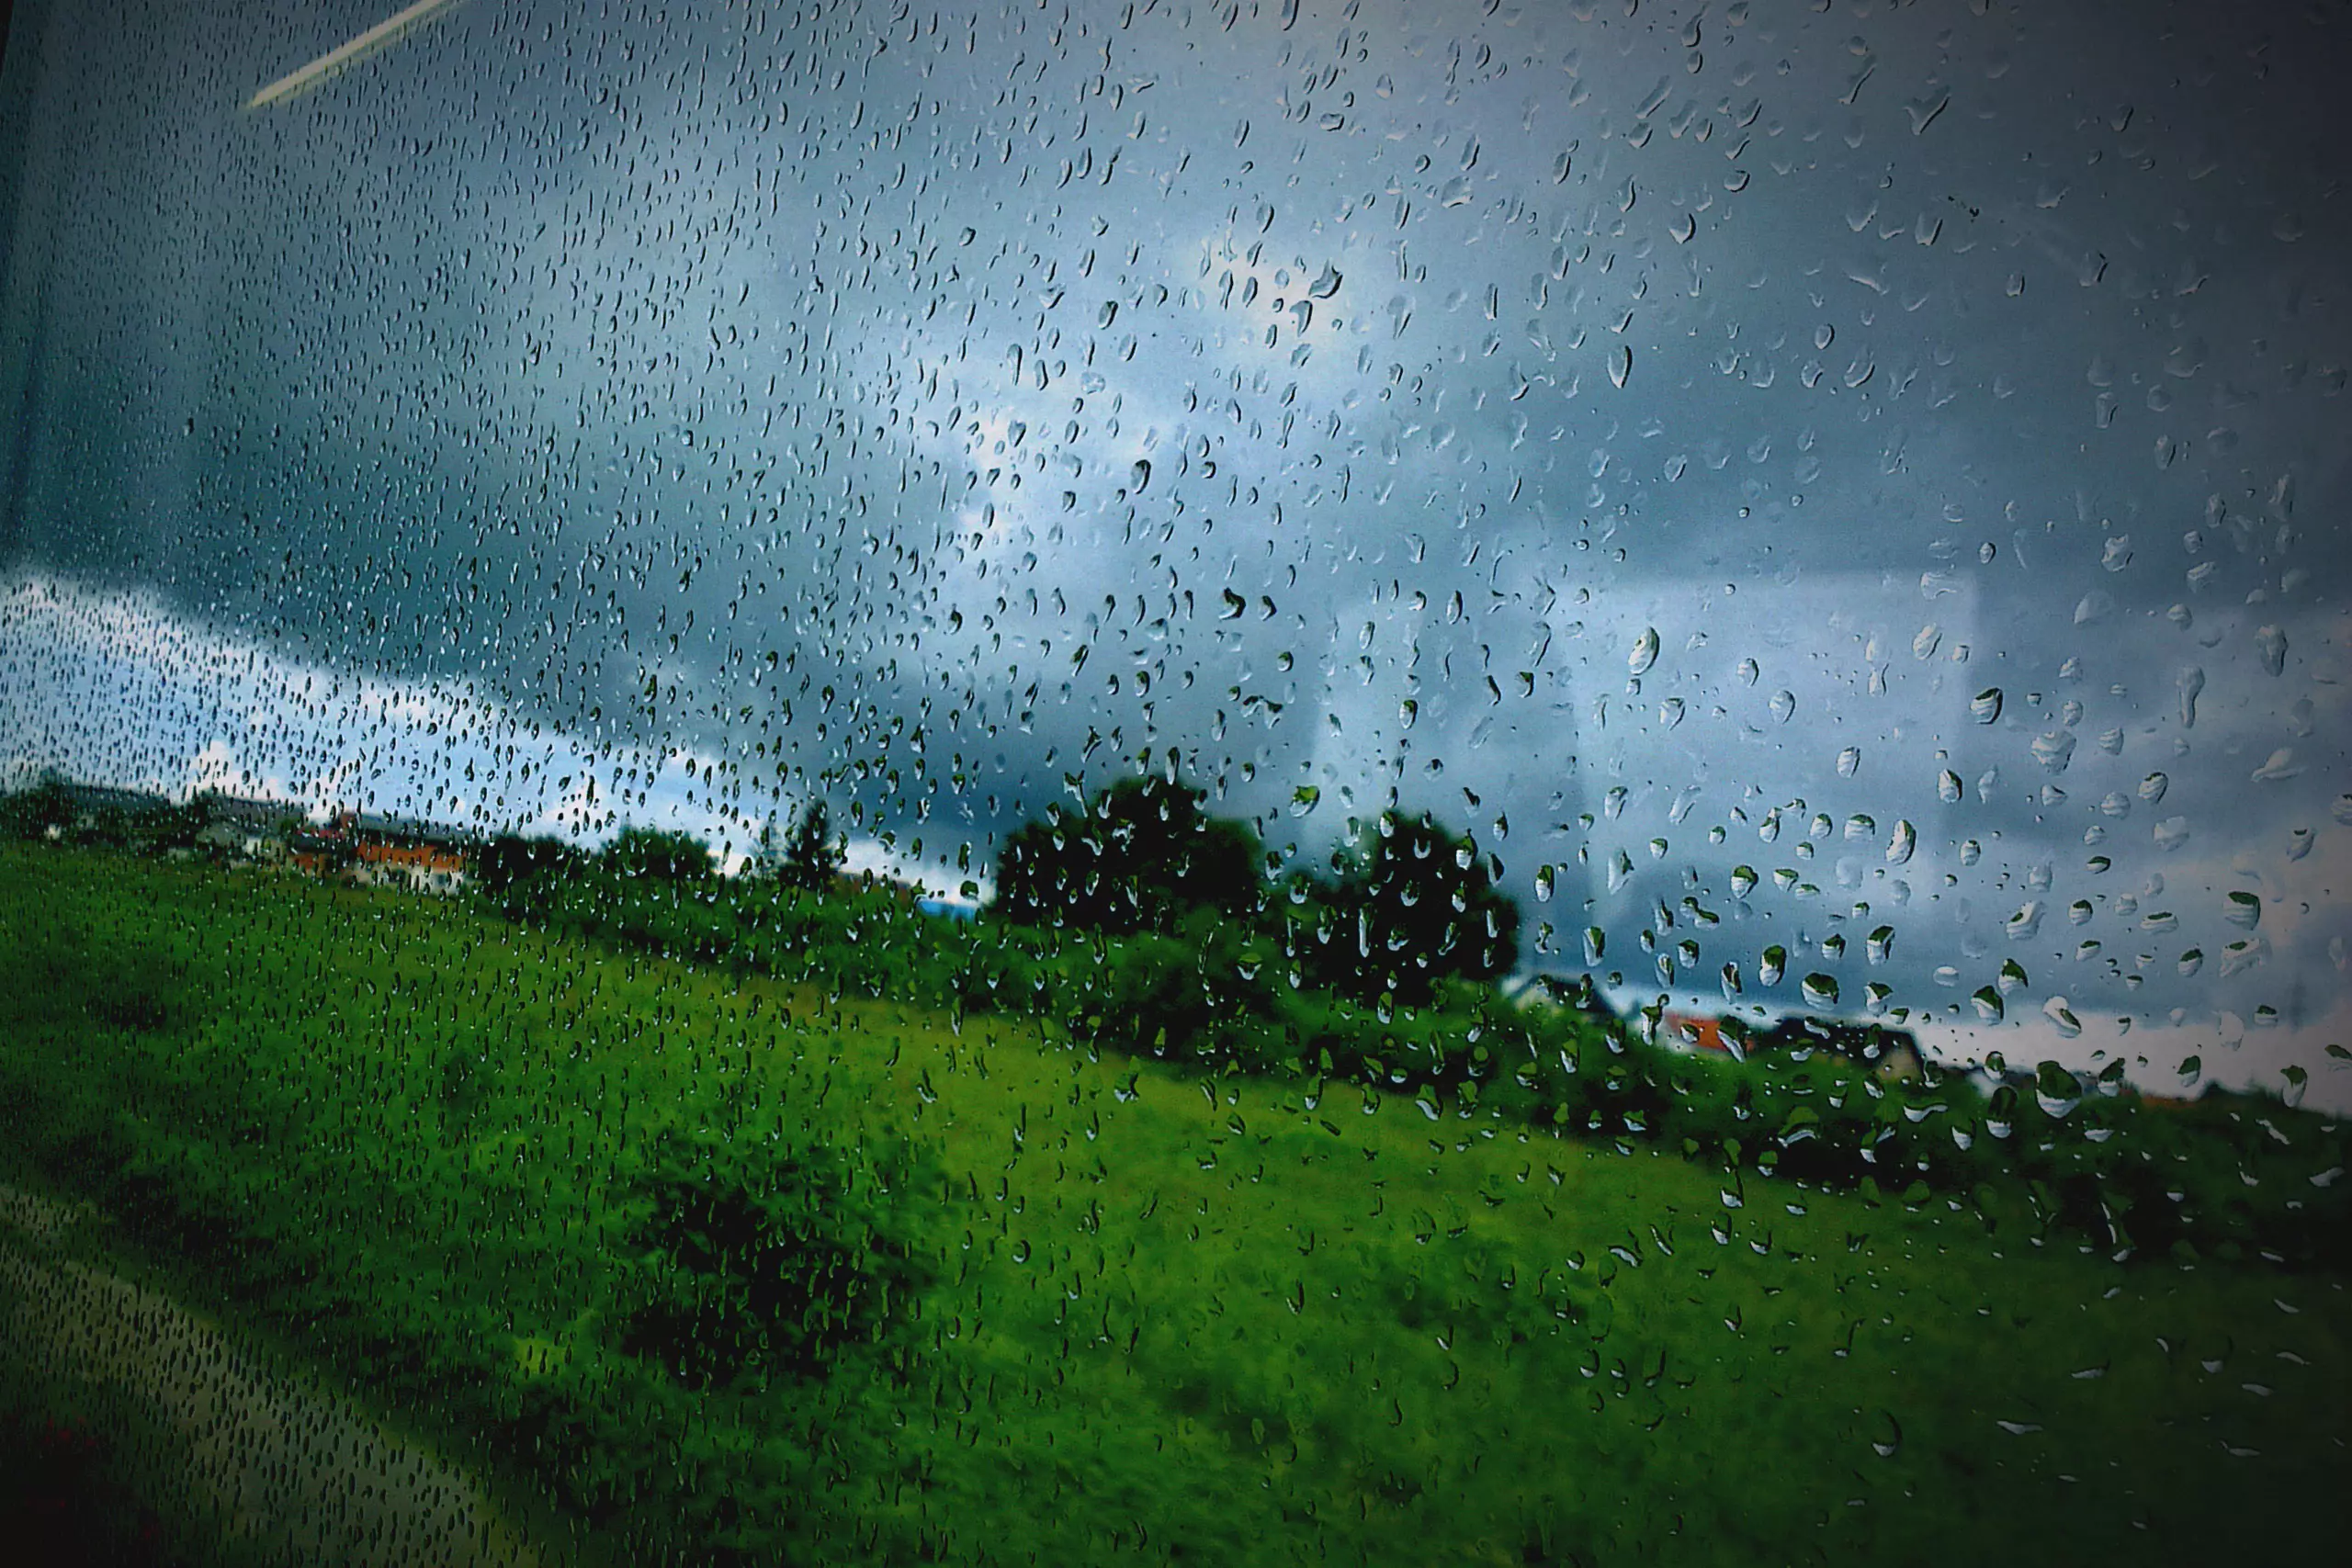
2031, 730, 2075, 774
2255, 625, 2288, 676
1629, 626, 1659, 675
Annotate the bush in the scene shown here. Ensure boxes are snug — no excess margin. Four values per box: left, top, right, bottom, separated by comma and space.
616, 1123, 937, 1395
0, 774, 75, 840
1086, 914, 1277, 1063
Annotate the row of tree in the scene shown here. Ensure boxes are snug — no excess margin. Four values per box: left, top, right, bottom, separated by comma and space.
0, 775, 224, 852
475, 802, 846, 899
9, 765, 1508, 1008
991, 775, 1520, 1004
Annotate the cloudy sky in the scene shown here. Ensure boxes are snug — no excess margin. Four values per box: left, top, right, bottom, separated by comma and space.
1, 0, 2346, 1105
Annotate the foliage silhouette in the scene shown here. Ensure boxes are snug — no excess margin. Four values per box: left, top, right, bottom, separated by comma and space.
1286, 811, 1521, 1004
992, 774, 1265, 936
605, 825, 716, 882
477, 831, 587, 894
774, 800, 846, 891
0, 773, 74, 840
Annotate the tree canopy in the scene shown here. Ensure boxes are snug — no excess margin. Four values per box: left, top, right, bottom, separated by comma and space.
604, 826, 715, 882
1289, 810, 1521, 1003
476, 831, 587, 896
0, 773, 74, 840
775, 799, 846, 890
991, 774, 1264, 936
989, 784, 1520, 1005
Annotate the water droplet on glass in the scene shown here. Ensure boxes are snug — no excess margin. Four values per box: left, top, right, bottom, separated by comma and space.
2255, 626, 2287, 676
1629, 626, 1659, 675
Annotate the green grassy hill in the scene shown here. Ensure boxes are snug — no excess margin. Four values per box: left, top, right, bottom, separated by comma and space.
0, 845, 2344, 1565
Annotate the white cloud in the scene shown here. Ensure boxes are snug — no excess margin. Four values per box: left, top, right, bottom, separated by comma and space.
0, 574, 954, 880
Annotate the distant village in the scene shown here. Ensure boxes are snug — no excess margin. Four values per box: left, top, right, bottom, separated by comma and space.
1505, 973, 1928, 1085
0, 773, 947, 908
5, 775, 473, 894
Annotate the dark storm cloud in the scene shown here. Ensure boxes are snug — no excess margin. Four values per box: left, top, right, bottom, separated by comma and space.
1, 0, 2346, 1085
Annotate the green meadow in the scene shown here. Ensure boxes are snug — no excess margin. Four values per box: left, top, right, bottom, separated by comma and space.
0, 843, 2344, 1565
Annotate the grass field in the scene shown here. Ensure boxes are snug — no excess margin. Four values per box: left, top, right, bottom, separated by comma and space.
0, 844, 2344, 1565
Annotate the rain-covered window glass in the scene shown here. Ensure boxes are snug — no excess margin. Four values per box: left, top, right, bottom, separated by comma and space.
1, 1, 2344, 1561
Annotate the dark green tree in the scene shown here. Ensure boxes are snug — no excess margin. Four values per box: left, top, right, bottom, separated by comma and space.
1294, 810, 1521, 1003
604, 825, 714, 882
141, 798, 207, 852
992, 774, 1265, 935
0, 773, 76, 840
776, 799, 845, 890
476, 832, 585, 898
